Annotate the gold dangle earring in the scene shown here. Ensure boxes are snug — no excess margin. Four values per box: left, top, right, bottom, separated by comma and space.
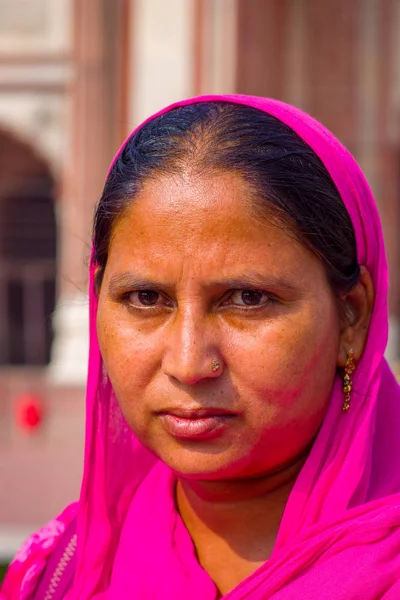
342, 349, 356, 412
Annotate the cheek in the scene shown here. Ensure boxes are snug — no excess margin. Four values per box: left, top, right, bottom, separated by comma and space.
234, 303, 340, 416
97, 311, 157, 443
96, 306, 155, 402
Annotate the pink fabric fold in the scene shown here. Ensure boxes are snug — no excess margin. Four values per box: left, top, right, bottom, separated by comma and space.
3, 94, 400, 600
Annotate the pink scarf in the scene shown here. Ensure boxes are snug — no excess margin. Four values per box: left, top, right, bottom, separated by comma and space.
3, 95, 400, 600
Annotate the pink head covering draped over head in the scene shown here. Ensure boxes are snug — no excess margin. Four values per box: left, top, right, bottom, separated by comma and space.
3, 95, 400, 600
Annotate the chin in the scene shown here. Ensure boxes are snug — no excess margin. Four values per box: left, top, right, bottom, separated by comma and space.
154, 447, 235, 479
156, 445, 259, 481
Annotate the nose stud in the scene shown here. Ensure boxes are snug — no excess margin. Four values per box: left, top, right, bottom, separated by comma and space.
211, 358, 221, 372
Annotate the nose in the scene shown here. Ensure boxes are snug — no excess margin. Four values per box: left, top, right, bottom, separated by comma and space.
162, 307, 223, 385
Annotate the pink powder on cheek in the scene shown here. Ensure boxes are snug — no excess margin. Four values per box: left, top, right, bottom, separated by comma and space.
268, 383, 306, 409
251, 337, 337, 417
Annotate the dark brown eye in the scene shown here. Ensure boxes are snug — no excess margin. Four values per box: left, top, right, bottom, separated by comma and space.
240, 289, 264, 306
137, 291, 159, 306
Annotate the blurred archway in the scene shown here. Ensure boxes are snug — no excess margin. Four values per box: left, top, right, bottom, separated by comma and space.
0, 130, 57, 365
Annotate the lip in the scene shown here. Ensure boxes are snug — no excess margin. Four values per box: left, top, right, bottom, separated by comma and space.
159, 407, 236, 418
158, 407, 237, 440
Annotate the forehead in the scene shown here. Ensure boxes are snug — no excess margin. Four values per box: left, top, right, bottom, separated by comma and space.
106, 171, 322, 284
113, 171, 275, 247
137, 170, 254, 222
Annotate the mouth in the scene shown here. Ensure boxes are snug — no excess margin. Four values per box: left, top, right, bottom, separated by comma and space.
157, 407, 237, 440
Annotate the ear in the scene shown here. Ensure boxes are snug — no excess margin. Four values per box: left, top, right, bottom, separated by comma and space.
337, 265, 374, 367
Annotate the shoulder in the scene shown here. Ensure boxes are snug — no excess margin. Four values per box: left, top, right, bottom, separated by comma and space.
0, 503, 78, 600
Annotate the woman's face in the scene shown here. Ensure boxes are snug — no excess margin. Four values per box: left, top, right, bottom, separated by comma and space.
97, 171, 342, 480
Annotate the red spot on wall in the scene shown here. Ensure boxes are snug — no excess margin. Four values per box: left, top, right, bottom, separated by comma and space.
15, 394, 44, 432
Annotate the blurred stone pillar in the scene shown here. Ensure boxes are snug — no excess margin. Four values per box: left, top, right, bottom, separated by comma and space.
50, 0, 129, 384
193, 0, 238, 96
128, 0, 195, 126
236, 0, 287, 99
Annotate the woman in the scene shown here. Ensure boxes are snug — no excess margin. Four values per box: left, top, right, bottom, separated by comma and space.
2, 94, 400, 599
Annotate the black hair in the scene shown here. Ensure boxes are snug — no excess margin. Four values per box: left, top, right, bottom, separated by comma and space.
93, 102, 359, 295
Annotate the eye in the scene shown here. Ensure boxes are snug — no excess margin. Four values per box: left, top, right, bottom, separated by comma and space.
127, 290, 161, 307
225, 289, 273, 308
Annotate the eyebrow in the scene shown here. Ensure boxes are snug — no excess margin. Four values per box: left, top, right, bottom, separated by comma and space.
108, 271, 298, 295
206, 272, 297, 292
108, 273, 161, 294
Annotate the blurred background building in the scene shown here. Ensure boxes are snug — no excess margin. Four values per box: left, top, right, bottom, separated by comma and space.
0, 0, 400, 565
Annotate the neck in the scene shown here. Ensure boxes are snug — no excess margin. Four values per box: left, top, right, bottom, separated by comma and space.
176, 454, 306, 556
